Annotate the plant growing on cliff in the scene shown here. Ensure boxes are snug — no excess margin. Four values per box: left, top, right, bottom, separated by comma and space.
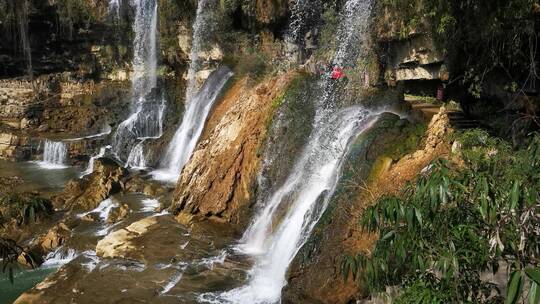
343, 130, 540, 303
0, 193, 53, 225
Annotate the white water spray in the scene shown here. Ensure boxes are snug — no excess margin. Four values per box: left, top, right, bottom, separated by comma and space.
78, 198, 118, 221
39, 140, 68, 169
185, 0, 217, 101
108, 0, 120, 18
151, 0, 224, 182
42, 247, 78, 268
126, 140, 147, 169
112, 0, 165, 167
210, 108, 375, 304
152, 67, 232, 182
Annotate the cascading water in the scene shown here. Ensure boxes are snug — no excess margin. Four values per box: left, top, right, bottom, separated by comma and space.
81, 145, 111, 177
184, 0, 217, 102
41, 247, 78, 268
152, 0, 230, 183
108, 0, 120, 17
210, 108, 377, 304
39, 140, 68, 169
126, 140, 147, 169
285, 0, 321, 62
201, 1, 375, 302
112, 0, 165, 168
315, 0, 373, 121
152, 67, 233, 182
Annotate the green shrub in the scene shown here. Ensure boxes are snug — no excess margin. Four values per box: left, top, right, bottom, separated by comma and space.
343, 130, 540, 303
0, 193, 53, 225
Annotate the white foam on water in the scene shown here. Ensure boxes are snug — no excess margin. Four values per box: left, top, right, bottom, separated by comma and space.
141, 198, 160, 212
78, 198, 117, 219
42, 247, 78, 267
81, 250, 101, 272
198, 250, 227, 270
160, 271, 184, 295
151, 0, 230, 183
112, 0, 165, 166
199, 1, 375, 302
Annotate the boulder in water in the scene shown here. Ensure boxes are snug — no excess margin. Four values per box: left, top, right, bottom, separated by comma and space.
54, 157, 127, 212
37, 222, 71, 253
106, 203, 131, 224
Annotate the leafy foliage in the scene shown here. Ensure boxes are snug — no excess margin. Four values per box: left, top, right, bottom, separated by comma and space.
0, 238, 23, 283
0, 193, 53, 225
0, 237, 38, 283
344, 130, 540, 303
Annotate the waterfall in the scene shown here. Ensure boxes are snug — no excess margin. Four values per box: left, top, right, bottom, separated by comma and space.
39, 140, 68, 169
112, 0, 165, 167
152, 0, 227, 183
285, 0, 320, 61
200, 1, 375, 302
185, 0, 217, 101
81, 145, 111, 177
211, 108, 376, 304
152, 67, 232, 182
108, 0, 120, 18
42, 247, 78, 268
126, 140, 147, 169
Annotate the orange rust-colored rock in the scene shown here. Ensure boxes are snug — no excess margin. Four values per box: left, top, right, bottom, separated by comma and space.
171, 73, 296, 226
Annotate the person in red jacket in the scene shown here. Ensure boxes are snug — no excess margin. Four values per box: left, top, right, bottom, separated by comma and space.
331, 65, 345, 80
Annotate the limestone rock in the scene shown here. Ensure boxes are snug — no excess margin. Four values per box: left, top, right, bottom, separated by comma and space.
284, 110, 452, 304
106, 203, 131, 224
55, 157, 127, 211
254, 0, 288, 25
177, 23, 191, 57
96, 217, 158, 260
38, 222, 71, 253
124, 175, 168, 197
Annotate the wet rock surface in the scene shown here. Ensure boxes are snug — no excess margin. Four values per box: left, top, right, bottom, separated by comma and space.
54, 158, 127, 211
172, 73, 297, 227
14, 214, 242, 304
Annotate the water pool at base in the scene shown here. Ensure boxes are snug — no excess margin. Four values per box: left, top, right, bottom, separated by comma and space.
0, 267, 57, 304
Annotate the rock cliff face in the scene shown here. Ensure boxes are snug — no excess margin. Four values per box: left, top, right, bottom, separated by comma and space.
0, 75, 131, 162
373, 6, 447, 87
0, 0, 130, 78
172, 72, 297, 226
